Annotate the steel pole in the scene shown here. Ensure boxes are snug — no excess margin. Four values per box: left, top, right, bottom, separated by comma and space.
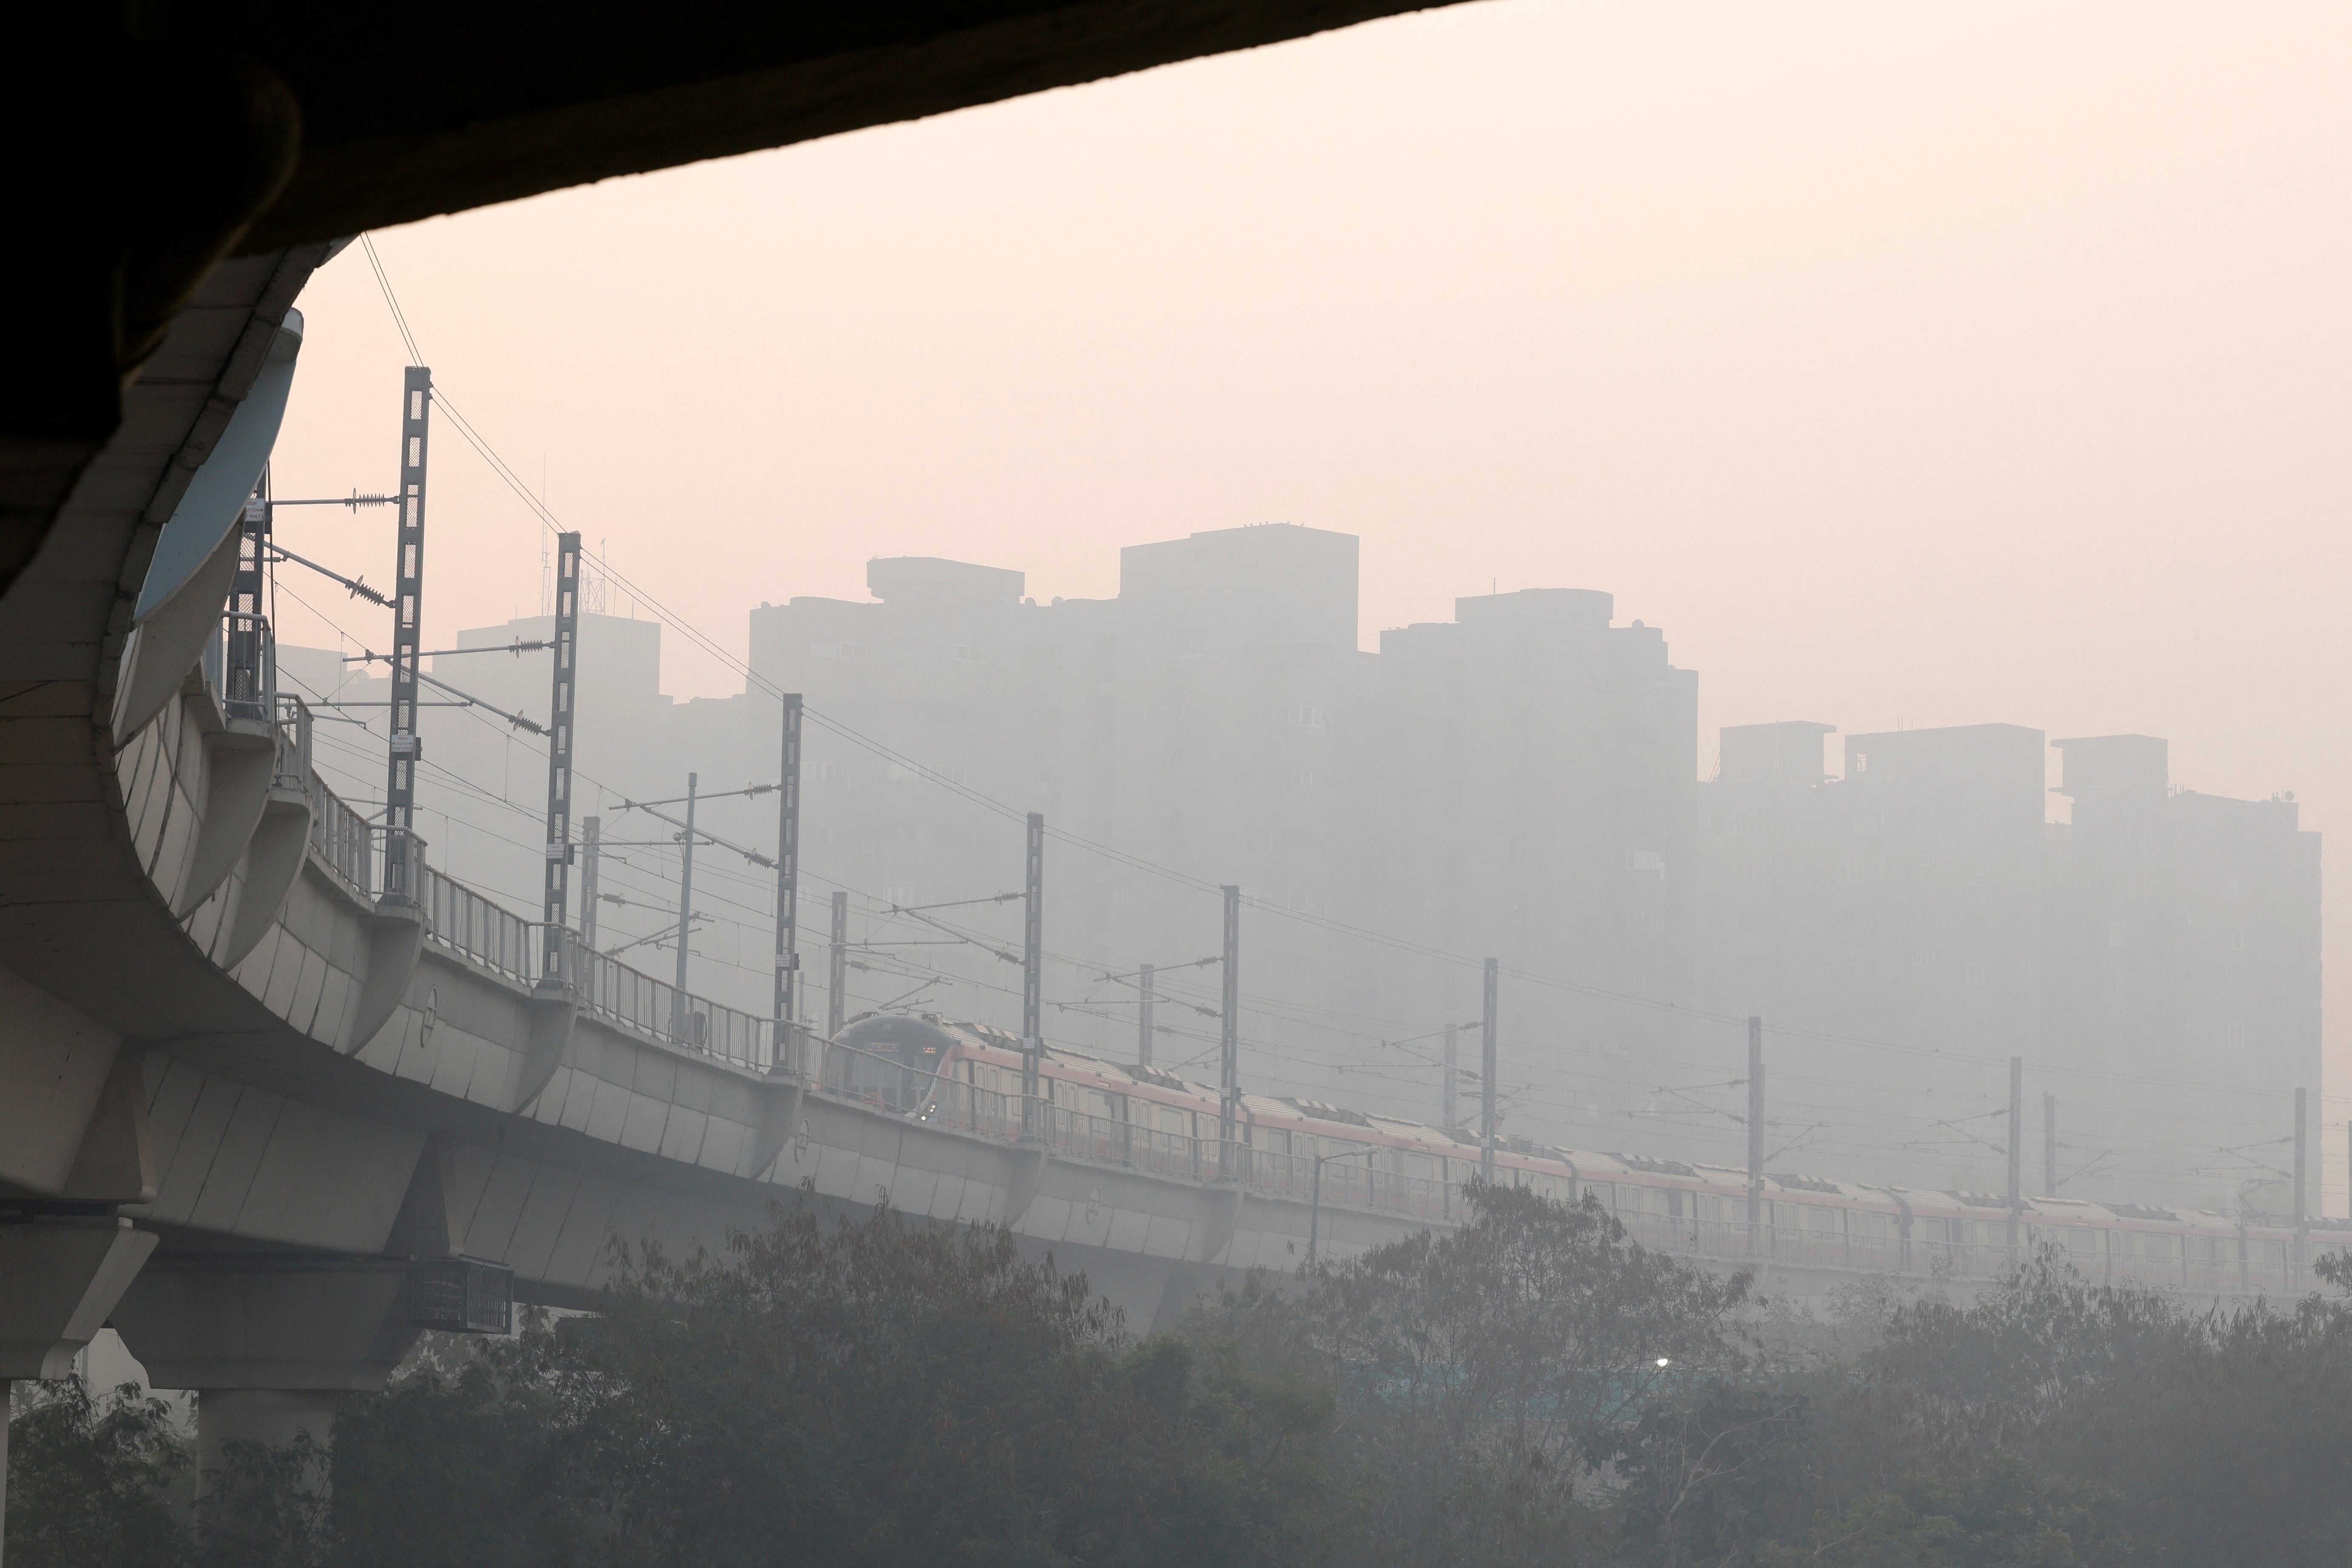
2296, 1086, 2310, 1275
381, 366, 432, 903
672, 773, 697, 1038
827, 889, 849, 1038
772, 694, 803, 1074
579, 816, 600, 950
1138, 963, 1155, 1067
1747, 1016, 1764, 1255
1443, 1023, 1458, 1133
1221, 886, 1241, 1173
1022, 814, 1045, 1136
2007, 1055, 2023, 1262
1480, 959, 1498, 1185
538, 532, 581, 986
1309, 1155, 1322, 1265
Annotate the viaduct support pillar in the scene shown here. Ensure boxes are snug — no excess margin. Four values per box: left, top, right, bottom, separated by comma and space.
110, 1259, 420, 1487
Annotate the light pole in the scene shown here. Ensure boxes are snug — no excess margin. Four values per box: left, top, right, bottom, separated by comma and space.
1308, 1147, 1379, 1266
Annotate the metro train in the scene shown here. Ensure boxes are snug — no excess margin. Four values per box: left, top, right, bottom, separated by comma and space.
823, 1011, 2338, 1296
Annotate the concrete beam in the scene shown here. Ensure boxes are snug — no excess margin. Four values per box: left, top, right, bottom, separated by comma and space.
105, 1254, 415, 1502
0, 971, 154, 1205
110, 1257, 419, 1395
0, 1216, 158, 1380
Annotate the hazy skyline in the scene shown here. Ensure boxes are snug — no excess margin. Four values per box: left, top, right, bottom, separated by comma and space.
263, 0, 2352, 1155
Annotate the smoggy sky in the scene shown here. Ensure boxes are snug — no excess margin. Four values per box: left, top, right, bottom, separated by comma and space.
266, 0, 2352, 1149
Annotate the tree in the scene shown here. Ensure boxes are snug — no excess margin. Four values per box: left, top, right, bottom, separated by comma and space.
515, 1192, 1331, 1568
1806, 1245, 2352, 1568
1762, 1460, 2127, 1568
1196, 1180, 1756, 1568
4, 1377, 190, 1568
325, 1337, 561, 1568
1614, 1383, 1811, 1568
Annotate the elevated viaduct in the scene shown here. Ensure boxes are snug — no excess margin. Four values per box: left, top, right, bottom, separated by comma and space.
1, 6, 2181, 1554
13, 4, 1494, 1540
0, 252, 1948, 1481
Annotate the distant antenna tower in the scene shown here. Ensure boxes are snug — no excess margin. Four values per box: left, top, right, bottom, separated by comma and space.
582, 539, 611, 615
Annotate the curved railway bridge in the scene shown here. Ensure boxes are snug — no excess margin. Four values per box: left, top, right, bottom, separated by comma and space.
0, 252, 1452, 1475
1, 258, 2328, 1491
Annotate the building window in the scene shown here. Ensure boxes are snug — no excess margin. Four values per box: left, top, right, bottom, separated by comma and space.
954, 644, 981, 664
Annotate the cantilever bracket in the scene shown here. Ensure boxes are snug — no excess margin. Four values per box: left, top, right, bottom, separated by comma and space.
752, 1078, 807, 1180
220, 780, 314, 967
173, 723, 277, 918
1002, 1144, 1048, 1230
346, 898, 424, 1054
511, 985, 578, 1113
1193, 1183, 1245, 1267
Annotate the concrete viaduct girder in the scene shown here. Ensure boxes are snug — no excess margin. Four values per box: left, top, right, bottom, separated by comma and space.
0, 236, 1439, 1419
0, 251, 2022, 1457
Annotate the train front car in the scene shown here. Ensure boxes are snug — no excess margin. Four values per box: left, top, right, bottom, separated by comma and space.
826, 1013, 966, 1118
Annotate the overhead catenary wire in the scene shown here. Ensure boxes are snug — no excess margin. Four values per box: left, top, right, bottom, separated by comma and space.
333, 239, 2330, 1203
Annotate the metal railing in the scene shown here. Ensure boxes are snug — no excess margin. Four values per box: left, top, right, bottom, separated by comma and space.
378, 825, 425, 904
575, 940, 773, 1070
273, 693, 312, 793
219, 609, 276, 722
309, 775, 374, 897
420, 864, 537, 984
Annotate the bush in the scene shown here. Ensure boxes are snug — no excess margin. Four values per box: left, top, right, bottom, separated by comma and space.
5, 1378, 190, 1568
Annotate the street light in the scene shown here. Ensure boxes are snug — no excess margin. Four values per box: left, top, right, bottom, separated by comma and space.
1308, 1146, 1381, 1266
